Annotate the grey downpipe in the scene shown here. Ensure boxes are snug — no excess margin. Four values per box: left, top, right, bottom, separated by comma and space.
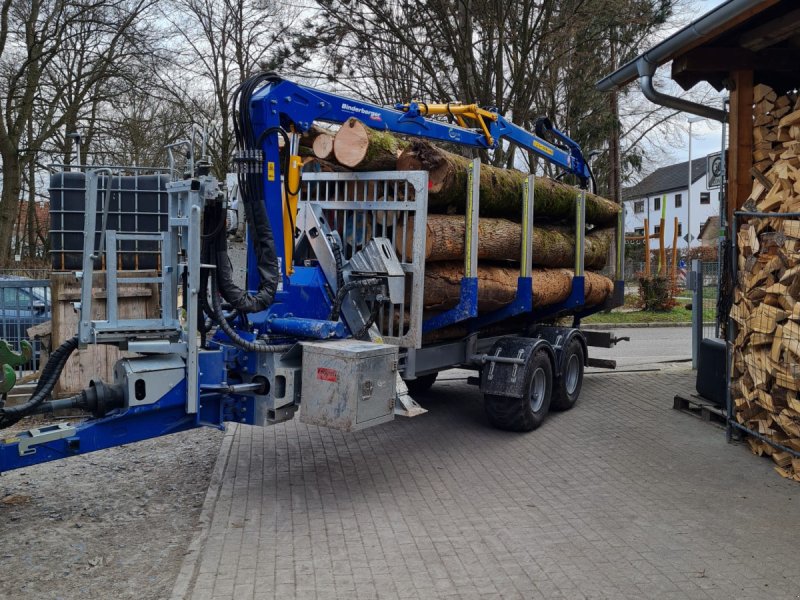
637, 58, 727, 123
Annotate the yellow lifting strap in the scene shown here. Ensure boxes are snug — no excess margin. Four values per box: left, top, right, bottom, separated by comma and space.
283, 154, 302, 276
397, 102, 499, 146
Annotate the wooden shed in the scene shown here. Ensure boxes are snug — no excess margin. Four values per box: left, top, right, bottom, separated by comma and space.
598, 0, 800, 480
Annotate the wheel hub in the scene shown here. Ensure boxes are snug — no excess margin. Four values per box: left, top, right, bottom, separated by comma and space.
565, 353, 580, 395
529, 367, 546, 412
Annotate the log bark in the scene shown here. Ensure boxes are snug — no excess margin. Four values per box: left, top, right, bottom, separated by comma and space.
333, 118, 407, 170
397, 140, 620, 225
301, 156, 350, 173
396, 214, 613, 268
422, 263, 612, 311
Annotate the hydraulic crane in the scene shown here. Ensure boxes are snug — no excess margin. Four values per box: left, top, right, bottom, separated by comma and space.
0, 74, 622, 473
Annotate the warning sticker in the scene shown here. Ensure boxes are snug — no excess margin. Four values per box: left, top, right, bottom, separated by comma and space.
267, 161, 275, 181
317, 367, 338, 382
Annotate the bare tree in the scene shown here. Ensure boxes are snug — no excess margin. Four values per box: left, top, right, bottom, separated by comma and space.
0, 0, 158, 265
162, 0, 293, 178
289, 0, 682, 189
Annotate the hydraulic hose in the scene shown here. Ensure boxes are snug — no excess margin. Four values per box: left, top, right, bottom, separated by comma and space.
217, 71, 283, 313
328, 278, 384, 322
0, 335, 80, 429
209, 275, 291, 353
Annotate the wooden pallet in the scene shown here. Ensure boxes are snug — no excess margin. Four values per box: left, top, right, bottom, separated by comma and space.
673, 394, 728, 427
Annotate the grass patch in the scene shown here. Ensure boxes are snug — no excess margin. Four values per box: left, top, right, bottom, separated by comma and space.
583, 305, 715, 324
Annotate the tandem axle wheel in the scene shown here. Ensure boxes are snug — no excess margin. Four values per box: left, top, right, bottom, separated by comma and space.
479, 330, 586, 431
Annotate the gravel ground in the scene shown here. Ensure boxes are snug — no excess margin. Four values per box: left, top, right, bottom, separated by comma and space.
0, 424, 223, 600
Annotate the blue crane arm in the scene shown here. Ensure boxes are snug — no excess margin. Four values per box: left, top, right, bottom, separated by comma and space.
249, 76, 590, 183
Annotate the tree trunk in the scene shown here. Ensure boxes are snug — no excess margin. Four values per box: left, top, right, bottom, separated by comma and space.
0, 153, 22, 266
396, 214, 613, 268
422, 262, 612, 311
397, 140, 620, 225
333, 117, 406, 170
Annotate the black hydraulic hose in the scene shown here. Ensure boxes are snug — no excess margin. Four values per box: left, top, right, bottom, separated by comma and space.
353, 298, 385, 340
219, 72, 282, 314
328, 235, 345, 290
0, 335, 80, 429
328, 278, 384, 322
209, 276, 291, 353
216, 184, 278, 313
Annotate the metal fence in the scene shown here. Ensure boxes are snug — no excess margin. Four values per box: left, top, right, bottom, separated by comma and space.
689, 259, 722, 368
700, 260, 720, 340
0, 278, 52, 375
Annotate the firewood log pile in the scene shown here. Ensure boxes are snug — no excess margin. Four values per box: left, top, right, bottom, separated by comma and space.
732, 83, 800, 481
297, 118, 619, 319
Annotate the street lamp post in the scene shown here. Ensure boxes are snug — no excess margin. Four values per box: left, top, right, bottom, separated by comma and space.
687, 116, 706, 251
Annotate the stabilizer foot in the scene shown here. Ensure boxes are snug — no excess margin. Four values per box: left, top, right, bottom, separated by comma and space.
394, 374, 427, 417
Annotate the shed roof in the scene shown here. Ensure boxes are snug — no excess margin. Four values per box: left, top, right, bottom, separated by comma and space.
596, 0, 800, 93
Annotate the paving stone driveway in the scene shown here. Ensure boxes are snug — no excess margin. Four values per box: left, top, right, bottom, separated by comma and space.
172, 369, 800, 600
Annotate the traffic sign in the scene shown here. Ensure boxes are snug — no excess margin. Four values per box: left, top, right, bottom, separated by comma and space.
707, 152, 722, 189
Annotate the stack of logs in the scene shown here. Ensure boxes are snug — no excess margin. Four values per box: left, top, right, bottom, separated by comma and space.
300, 117, 618, 320
732, 83, 800, 481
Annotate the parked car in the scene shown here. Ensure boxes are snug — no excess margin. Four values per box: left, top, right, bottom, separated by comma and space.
0, 276, 51, 362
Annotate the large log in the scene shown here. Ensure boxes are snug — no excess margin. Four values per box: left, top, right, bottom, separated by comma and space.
397, 140, 620, 225
333, 118, 407, 170
396, 214, 613, 268
423, 262, 612, 311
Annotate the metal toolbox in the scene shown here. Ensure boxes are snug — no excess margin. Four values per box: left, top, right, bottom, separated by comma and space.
299, 340, 398, 432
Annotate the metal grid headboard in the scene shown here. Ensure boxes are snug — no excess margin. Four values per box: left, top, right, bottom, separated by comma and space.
300, 170, 428, 348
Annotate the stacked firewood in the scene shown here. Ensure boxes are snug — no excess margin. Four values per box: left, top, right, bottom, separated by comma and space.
732, 83, 800, 481
299, 117, 618, 316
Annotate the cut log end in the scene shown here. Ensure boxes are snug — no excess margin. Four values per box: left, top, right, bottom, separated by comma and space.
332, 117, 405, 171
334, 118, 371, 167
312, 133, 335, 160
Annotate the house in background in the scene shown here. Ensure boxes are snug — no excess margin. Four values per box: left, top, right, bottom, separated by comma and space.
622, 155, 719, 250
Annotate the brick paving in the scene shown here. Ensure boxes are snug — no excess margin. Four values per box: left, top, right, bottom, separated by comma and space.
172, 369, 800, 599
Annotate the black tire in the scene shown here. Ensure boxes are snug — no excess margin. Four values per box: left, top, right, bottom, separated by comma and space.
484, 350, 553, 431
404, 372, 438, 395
551, 338, 584, 411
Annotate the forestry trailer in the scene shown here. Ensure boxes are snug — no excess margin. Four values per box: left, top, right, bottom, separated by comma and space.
0, 74, 624, 473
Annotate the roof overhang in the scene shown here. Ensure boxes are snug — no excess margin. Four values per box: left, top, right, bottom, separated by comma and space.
596, 0, 782, 93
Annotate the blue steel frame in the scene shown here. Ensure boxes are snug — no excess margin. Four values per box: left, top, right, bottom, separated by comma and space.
0, 351, 228, 473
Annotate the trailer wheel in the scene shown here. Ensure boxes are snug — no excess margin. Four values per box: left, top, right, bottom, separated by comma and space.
551, 338, 584, 411
484, 350, 552, 431
404, 373, 437, 395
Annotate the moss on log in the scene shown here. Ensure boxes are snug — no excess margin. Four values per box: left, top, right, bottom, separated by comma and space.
397, 140, 620, 225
